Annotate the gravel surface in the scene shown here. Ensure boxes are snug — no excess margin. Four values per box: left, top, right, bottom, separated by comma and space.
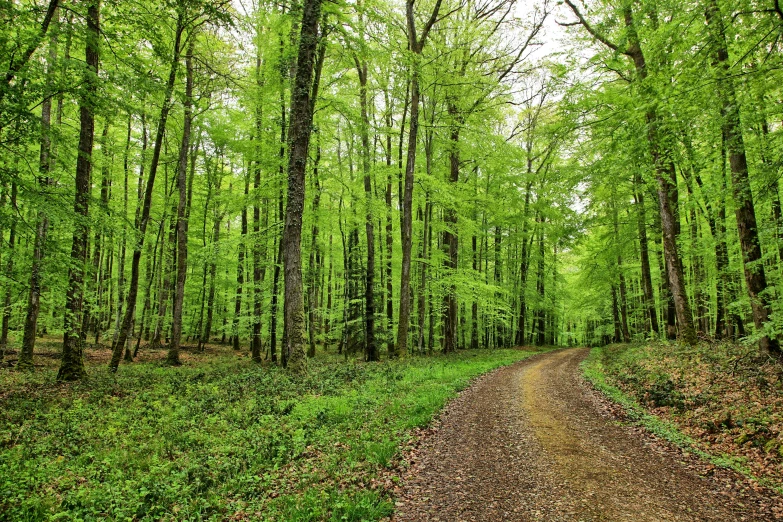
393, 348, 782, 521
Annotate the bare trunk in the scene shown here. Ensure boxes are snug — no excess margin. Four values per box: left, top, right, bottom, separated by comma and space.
534, 216, 545, 346
357, 60, 377, 362
1, 182, 17, 353
232, 174, 248, 351
633, 180, 659, 334
58, 0, 99, 381
395, 0, 443, 357
282, 0, 321, 373
19, 10, 60, 370
167, 45, 193, 364
442, 103, 459, 354
515, 181, 533, 345
384, 100, 395, 355
306, 142, 322, 357
251, 50, 265, 362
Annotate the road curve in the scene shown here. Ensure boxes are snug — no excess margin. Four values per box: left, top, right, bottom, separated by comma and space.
393, 348, 778, 521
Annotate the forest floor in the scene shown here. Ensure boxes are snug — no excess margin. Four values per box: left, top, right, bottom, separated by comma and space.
0, 338, 548, 521
393, 348, 783, 521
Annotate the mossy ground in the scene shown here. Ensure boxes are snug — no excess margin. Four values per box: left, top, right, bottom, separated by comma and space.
1, 340, 543, 521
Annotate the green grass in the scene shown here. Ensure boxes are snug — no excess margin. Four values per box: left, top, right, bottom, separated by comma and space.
1, 347, 545, 521
581, 345, 781, 493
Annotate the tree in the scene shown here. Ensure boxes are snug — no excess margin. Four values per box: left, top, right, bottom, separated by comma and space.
282, 0, 323, 373
394, 0, 444, 358
563, 0, 697, 345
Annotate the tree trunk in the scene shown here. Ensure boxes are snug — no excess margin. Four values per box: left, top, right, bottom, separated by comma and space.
471, 232, 479, 349
203, 215, 221, 347
167, 43, 193, 365
19, 10, 60, 370
58, 0, 99, 381
110, 16, 184, 371
611, 190, 631, 342
442, 102, 460, 354
356, 59, 377, 362
706, 0, 779, 356
611, 285, 621, 343
625, 9, 697, 345
282, 0, 322, 373
384, 96, 395, 356
534, 216, 545, 346
307, 143, 322, 357
251, 50, 265, 362
417, 198, 431, 353
515, 181, 533, 345
232, 173, 248, 351
395, 0, 443, 357
395, 65, 419, 358
151, 190, 175, 350
1, 182, 17, 353
633, 178, 659, 335
564, 1, 697, 345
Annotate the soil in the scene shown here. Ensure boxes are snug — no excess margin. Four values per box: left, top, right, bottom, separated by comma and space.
393, 348, 783, 521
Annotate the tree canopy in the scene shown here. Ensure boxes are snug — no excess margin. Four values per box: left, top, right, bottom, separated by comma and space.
1, 0, 783, 378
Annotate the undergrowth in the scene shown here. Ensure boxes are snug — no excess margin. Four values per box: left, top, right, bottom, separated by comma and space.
0, 347, 542, 521
582, 342, 783, 493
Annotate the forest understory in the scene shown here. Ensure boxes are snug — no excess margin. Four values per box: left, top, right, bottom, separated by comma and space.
0, 343, 550, 521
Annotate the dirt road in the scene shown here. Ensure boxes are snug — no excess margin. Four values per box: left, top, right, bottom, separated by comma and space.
393, 348, 779, 521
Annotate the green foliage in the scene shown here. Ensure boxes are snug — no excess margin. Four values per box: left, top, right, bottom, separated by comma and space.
0, 348, 543, 520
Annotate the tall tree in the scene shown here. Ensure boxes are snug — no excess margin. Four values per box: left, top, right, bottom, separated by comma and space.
109, 9, 185, 371
58, 0, 100, 381
394, 0, 443, 357
282, 0, 323, 373
167, 39, 195, 366
564, 0, 697, 345
705, 0, 780, 356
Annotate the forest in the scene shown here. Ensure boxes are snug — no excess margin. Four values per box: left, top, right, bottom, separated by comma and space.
2, 0, 782, 374
3, 0, 783, 519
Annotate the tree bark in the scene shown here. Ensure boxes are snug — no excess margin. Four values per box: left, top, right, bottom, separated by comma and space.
356, 57, 377, 362
232, 173, 248, 351
167, 42, 193, 365
58, 0, 99, 381
18, 10, 61, 370
564, 0, 697, 345
1, 181, 17, 354
251, 48, 265, 362
515, 181, 533, 346
282, 0, 322, 373
633, 179, 659, 335
442, 102, 460, 354
534, 215, 545, 346
394, 0, 443, 358
384, 93, 395, 356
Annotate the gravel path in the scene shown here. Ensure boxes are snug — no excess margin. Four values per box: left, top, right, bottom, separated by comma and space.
393, 348, 781, 521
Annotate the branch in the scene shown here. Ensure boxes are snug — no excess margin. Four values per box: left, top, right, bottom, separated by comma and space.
3, 0, 60, 93
562, 0, 626, 56
419, 0, 445, 47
